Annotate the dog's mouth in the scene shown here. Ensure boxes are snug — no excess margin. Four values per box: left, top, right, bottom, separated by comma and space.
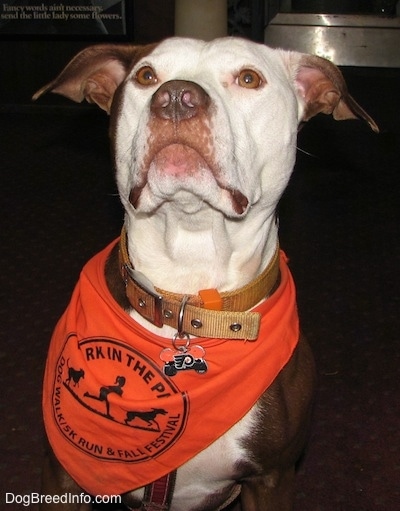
129, 143, 249, 216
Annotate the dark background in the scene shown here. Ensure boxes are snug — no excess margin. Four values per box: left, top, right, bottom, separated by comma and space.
0, 0, 175, 106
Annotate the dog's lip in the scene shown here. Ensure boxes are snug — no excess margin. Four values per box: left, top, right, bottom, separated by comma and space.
130, 180, 249, 215
129, 184, 146, 209
225, 188, 249, 215
130, 142, 210, 208
129, 142, 249, 214
151, 143, 211, 177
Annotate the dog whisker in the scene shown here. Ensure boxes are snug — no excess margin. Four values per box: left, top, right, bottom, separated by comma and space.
296, 146, 318, 158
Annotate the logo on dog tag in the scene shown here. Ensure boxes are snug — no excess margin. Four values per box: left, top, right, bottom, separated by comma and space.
160, 345, 208, 377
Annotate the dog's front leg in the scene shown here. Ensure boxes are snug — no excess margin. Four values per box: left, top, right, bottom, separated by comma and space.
40, 447, 91, 511
240, 467, 295, 511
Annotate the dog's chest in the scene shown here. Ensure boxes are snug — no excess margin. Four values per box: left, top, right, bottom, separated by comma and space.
125, 407, 258, 511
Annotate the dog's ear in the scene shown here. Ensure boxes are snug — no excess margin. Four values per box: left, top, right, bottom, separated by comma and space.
284, 52, 379, 132
32, 43, 156, 113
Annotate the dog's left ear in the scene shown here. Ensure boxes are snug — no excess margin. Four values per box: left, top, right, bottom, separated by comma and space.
284, 52, 379, 132
33, 43, 156, 113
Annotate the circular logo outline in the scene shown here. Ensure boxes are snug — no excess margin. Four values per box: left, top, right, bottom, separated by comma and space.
51, 334, 189, 463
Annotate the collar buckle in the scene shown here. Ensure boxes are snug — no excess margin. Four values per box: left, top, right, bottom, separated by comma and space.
124, 265, 164, 328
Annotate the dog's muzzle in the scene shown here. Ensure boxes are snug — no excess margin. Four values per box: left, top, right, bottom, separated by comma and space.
128, 80, 249, 215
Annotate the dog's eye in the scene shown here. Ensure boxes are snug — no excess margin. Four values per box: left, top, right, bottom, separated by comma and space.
237, 69, 263, 89
135, 66, 158, 86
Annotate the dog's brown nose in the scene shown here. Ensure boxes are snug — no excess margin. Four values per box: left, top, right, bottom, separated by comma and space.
151, 80, 210, 121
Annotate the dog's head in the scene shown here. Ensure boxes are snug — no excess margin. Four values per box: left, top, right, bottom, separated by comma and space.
34, 37, 378, 222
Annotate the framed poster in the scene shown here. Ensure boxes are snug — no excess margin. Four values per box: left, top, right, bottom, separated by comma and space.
0, 0, 133, 39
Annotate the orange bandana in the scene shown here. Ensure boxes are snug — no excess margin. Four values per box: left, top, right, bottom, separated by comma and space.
43, 238, 299, 496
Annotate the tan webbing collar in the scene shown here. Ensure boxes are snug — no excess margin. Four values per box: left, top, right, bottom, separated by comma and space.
119, 226, 280, 340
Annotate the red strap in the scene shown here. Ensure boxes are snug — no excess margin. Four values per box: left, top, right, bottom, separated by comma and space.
142, 471, 176, 510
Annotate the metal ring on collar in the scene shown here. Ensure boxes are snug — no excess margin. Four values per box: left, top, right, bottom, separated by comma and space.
177, 295, 190, 338
172, 332, 191, 351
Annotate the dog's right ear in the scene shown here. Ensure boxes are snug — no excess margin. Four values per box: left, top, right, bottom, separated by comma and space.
32, 43, 156, 113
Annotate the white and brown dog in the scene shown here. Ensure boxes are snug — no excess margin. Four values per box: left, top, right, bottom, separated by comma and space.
35, 37, 378, 511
